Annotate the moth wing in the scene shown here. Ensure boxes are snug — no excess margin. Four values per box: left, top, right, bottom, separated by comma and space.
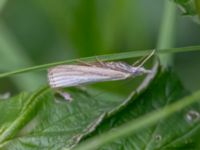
48, 65, 130, 88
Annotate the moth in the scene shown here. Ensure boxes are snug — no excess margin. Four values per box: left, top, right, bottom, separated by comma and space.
48, 50, 155, 101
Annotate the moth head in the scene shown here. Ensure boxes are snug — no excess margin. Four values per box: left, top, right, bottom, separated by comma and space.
131, 67, 151, 76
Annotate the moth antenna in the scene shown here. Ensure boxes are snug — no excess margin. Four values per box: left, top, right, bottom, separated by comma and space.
136, 49, 156, 68
132, 56, 145, 67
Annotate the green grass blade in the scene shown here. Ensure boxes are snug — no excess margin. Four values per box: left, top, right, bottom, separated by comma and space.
0, 45, 200, 79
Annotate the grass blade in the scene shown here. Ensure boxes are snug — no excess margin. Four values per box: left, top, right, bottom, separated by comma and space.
0, 46, 200, 79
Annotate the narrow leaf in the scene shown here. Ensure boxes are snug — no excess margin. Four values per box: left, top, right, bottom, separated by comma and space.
0, 45, 200, 79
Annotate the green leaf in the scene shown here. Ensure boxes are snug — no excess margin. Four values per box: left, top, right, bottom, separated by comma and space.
76, 68, 200, 150
0, 63, 158, 150
174, 0, 197, 15
173, 0, 200, 23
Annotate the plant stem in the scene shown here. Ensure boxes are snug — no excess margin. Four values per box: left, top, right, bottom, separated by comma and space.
0, 0, 6, 12
196, 0, 200, 19
157, 0, 176, 67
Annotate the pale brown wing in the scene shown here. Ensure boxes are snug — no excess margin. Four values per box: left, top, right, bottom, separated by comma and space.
48, 65, 130, 88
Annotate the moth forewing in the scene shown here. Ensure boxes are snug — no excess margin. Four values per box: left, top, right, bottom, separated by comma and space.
48, 65, 131, 89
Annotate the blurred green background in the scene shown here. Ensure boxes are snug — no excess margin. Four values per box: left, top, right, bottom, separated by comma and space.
0, 0, 200, 95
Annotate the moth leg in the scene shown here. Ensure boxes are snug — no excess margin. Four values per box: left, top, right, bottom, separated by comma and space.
55, 89, 73, 102
76, 59, 93, 66
95, 57, 106, 66
76, 57, 106, 67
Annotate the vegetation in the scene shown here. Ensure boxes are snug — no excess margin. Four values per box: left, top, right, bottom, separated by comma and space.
0, 0, 200, 149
